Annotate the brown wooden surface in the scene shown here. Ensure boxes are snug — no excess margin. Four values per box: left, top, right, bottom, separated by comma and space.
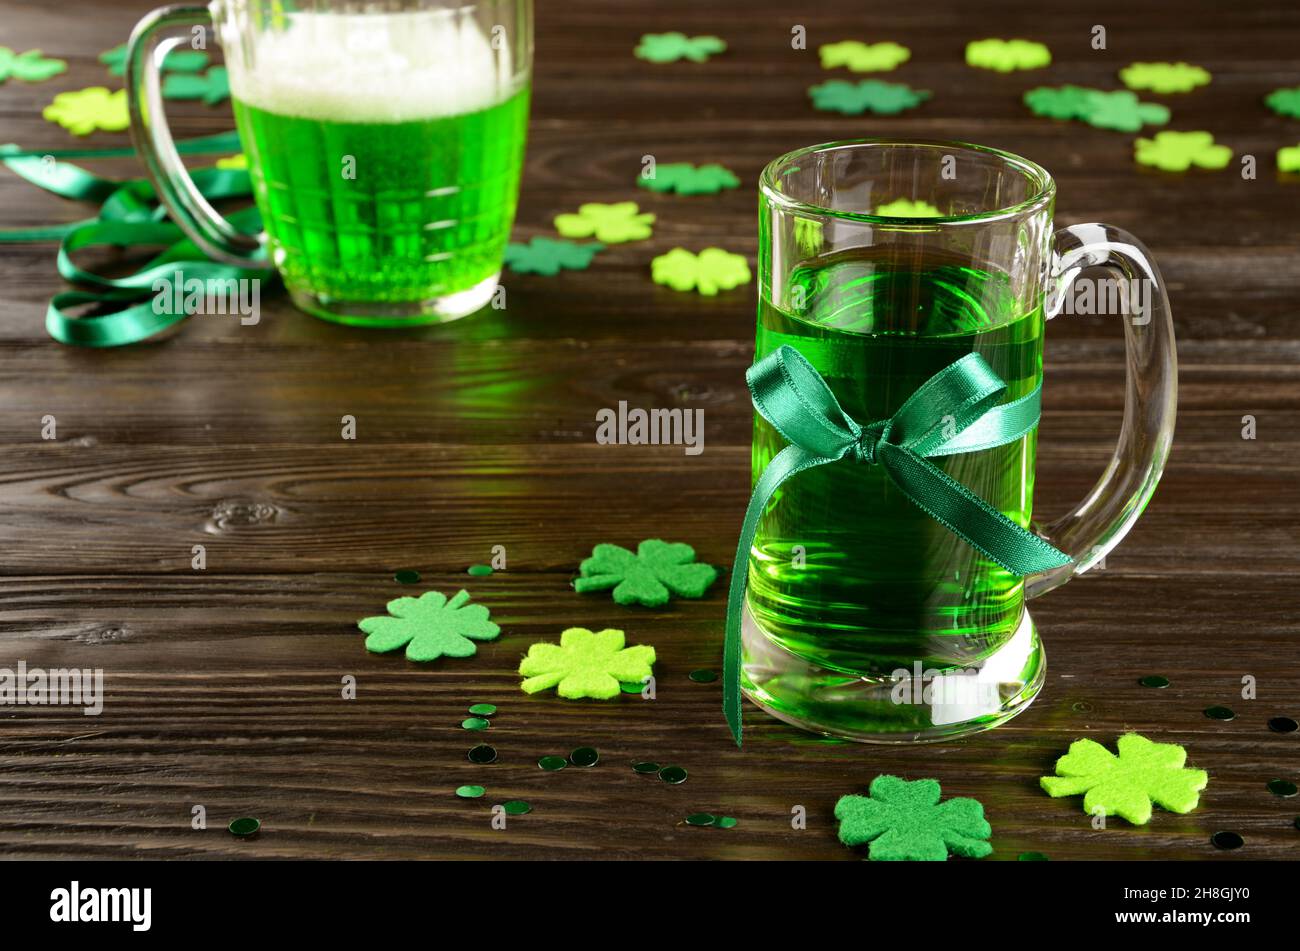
0, 0, 1298, 860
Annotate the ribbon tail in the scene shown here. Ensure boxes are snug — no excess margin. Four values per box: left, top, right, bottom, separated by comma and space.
723, 444, 829, 746
880, 445, 1073, 575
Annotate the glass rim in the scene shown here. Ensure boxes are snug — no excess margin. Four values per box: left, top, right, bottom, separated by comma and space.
759, 138, 1056, 227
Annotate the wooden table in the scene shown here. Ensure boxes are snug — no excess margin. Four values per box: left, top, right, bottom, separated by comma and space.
0, 0, 1297, 861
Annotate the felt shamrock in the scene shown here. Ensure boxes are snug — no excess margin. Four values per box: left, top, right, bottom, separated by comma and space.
1080, 90, 1169, 133
965, 38, 1051, 72
1023, 84, 1100, 121
99, 43, 209, 77
43, 87, 130, 136
162, 66, 230, 105
1040, 733, 1209, 825
634, 33, 726, 64
215, 153, 248, 170
554, 202, 655, 243
1134, 131, 1232, 171
1265, 87, 1300, 119
518, 627, 655, 699
651, 247, 751, 296
1279, 145, 1300, 174
1119, 61, 1211, 94
575, 539, 719, 607
808, 79, 930, 116
835, 776, 993, 861
874, 198, 942, 217
639, 162, 740, 195
358, 589, 499, 662
0, 48, 68, 84
818, 40, 910, 73
504, 237, 603, 275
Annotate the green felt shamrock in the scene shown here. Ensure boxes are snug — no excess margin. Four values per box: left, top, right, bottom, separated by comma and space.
1265, 87, 1300, 119
835, 776, 993, 861
808, 79, 930, 116
965, 38, 1051, 72
651, 247, 750, 296
1080, 90, 1170, 133
634, 33, 726, 64
503, 237, 603, 275
0, 48, 68, 84
1023, 84, 1100, 121
358, 589, 499, 662
554, 202, 655, 243
43, 87, 130, 136
162, 66, 229, 105
1134, 130, 1232, 171
518, 627, 655, 699
1040, 733, 1208, 825
575, 539, 719, 607
1119, 61, 1211, 94
639, 162, 740, 195
1279, 145, 1300, 173
818, 40, 910, 72
874, 198, 942, 217
215, 153, 247, 170
99, 43, 209, 77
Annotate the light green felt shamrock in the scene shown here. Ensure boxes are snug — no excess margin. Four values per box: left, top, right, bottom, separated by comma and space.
0, 48, 68, 84
358, 589, 499, 662
966, 38, 1051, 72
1279, 145, 1300, 173
1265, 87, 1300, 119
651, 247, 750, 296
554, 202, 654, 243
808, 79, 930, 115
43, 87, 129, 136
162, 66, 229, 105
1080, 90, 1170, 133
503, 237, 603, 275
575, 539, 719, 607
1135, 131, 1232, 171
518, 627, 655, 699
99, 43, 209, 77
818, 40, 910, 72
634, 33, 726, 64
1119, 61, 1211, 94
639, 162, 739, 195
1023, 84, 1101, 121
874, 198, 942, 217
1040, 733, 1208, 825
836, 776, 993, 861
215, 153, 247, 170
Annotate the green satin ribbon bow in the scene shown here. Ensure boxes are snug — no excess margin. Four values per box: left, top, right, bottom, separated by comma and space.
0, 131, 269, 346
722, 344, 1072, 746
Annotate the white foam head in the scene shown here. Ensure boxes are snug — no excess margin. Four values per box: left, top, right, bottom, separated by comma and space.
224, 11, 518, 123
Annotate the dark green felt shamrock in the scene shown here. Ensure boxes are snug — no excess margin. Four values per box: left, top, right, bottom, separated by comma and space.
1080, 90, 1169, 132
639, 162, 740, 195
808, 79, 929, 116
1265, 87, 1300, 119
99, 43, 209, 77
635, 33, 726, 64
162, 66, 229, 105
358, 589, 499, 662
503, 237, 603, 275
0, 47, 67, 84
835, 776, 993, 861
1023, 84, 1099, 121
575, 540, 718, 607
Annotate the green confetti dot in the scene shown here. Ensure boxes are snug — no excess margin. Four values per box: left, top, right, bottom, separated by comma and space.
462, 717, 490, 731
1204, 705, 1235, 721
468, 744, 497, 764
686, 813, 716, 826
1268, 717, 1298, 734
468, 703, 497, 716
502, 800, 531, 815
1211, 830, 1243, 850
633, 761, 661, 773
715, 816, 738, 829
456, 785, 486, 799
659, 765, 688, 784
467, 564, 494, 576
228, 817, 260, 837
621, 681, 647, 694
689, 669, 718, 683
1018, 851, 1049, 861
1268, 779, 1298, 798
1293, 816, 1300, 831
538, 755, 568, 771
1139, 675, 1170, 688
394, 569, 421, 584
570, 746, 600, 767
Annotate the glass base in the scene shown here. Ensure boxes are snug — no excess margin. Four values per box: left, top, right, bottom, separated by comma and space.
740, 604, 1044, 743
288, 273, 499, 327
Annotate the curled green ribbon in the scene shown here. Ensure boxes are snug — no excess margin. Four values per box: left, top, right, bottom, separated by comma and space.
722, 344, 1072, 746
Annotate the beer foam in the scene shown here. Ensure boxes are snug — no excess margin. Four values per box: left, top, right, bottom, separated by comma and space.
225, 11, 517, 123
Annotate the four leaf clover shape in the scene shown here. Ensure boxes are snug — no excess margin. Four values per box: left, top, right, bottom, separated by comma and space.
0, 47, 67, 84
504, 237, 603, 275
818, 41, 911, 73
1119, 61, 1211, 94
1135, 130, 1232, 171
358, 589, 499, 662
808, 79, 930, 116
575, 539, 719, 607
554, 202, 655, 243
1023, 84, 1100, 121
518, 627, 655, 699
162, 66, 230, 105
99, 43, 209, 77
639, 162, 740, 195
1040, 733, 1208, 825
635, 33, 726, 64
965, 38, 1051, 73
1265, 86, 1300, 119
651, 247, 750, 296
836, 776, 993, 861
1080, 90, 1170, 133
43, 87, 130, 136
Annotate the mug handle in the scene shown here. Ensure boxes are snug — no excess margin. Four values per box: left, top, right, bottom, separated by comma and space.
125, 4, 269, 267
1025, 223, 1177, 598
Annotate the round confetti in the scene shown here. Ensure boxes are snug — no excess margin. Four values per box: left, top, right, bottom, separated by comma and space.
228, 817, 260, 837
394, 569, 421, 584
456, 785, 486, 799
1017, 851, 1049, 861
1211, 830, 1243, 850
467, 564, 494, 576
1268, 716, 1298, 734
468, 744, 497, 764
1204, 705, 1236, 721
621, 681, 646, 694
685, 813, 715, 826
1267, 779, 1298, 798
1138, 675, 1170, 688
462, 717, 490, 731
468, 703, 497, 717
538, 755, 568, 771
502, 800, 531, 815
570, 746, 600, 767
659, 765, 688, 784
715, 816, 738, 829
689, 669, 718, 683
1294, 816, 1300, 831
632, 761, 660, 774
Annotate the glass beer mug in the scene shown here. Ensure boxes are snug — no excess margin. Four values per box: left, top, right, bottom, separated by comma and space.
125, 0, 532, 325
739, 140, 1176, 742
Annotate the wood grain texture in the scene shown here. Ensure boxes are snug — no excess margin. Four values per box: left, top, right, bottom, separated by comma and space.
0, 0, 1297, 860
